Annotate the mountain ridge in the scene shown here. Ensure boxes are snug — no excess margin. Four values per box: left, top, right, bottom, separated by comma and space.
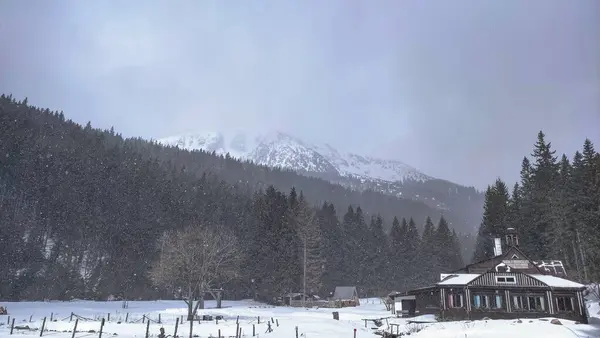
158, 131, 485, 233
158, 130, 433, 184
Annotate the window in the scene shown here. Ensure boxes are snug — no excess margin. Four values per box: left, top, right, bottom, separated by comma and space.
473, 294, 504, 309
496, 276, 516, 284
512, 295, 546, 312
555, 296, 574, 312
447, 293, 464, 308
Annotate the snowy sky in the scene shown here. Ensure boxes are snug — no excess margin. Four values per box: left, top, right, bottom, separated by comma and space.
1, 0, 599, 189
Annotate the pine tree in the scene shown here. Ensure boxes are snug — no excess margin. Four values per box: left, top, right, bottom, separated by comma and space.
366, 215, 388, 295
580, 140, 600, 280
547, 154, 573, 266
472, 179, 509, 262
388, 217, 406, 290
420, 216, 438, 283
435, 216, 455, 271
292, 190, 324, 296
569, 151, 590, 280
317, 202, 343, 295
450, 229, 465, 269
528, 131, 559, 259
404, 218, 421, 290
341, 206, 359, 285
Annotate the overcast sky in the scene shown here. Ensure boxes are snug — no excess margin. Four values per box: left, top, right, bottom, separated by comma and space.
1, 0, 599, 189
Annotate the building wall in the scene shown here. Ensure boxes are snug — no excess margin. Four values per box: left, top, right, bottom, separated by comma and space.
435, 286, 588, 324
408, 289, 440, 316
470, 272, 546, 287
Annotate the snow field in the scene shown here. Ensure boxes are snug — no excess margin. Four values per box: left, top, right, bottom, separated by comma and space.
0, 298, 598, 338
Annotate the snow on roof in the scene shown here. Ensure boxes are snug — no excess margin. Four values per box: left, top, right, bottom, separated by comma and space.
529, 275, 585, 289
437, 274, 480, 286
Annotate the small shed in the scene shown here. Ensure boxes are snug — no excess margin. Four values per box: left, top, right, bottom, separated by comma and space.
332, 286, 360, 306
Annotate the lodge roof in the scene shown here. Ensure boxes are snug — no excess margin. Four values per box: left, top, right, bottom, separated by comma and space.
435, 272, 585, 289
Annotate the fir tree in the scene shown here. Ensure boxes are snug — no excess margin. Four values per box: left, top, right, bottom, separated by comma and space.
404, 218, 421, 289
420, 216, 438, 283
472, 179, 509, 262
528, 131, 559, 259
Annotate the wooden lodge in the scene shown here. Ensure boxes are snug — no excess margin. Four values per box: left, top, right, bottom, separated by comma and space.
390, 228, 589, 323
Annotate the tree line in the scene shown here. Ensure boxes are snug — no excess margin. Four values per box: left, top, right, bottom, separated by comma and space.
473, 131, 600, 282
0, 94, 464, 302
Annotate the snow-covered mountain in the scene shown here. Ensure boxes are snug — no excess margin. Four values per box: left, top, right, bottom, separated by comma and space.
158, 131, 432, 184
158, 130, 485, 233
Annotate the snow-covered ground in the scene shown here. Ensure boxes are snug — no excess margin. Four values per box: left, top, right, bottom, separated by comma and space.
0, 297, 598, 338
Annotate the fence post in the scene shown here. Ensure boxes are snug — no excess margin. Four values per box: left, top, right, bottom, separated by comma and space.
295, 326, 298, 338
236, 322, 239, 338
10, 318, 15, 335
158, 313, 161, 324
50, 313, 53, 322
125, 313, 129, 323
276, 319, 279, 327
145, 319, 150, 338
40, 317, 46, 337
107, 313, 110, 322
143, 315, 146, 324
70, 313, 73, 322
354, 328, 357, 338
29, 315, 33, 322
236, 315, 239, 324
7, 316, 10, 325
253, 324, 255, 336
257, 316, 260, 324
218, 329, 221, 338
71, 319, 79, 338
173, 317, 179, 338
99, 318, 105, 338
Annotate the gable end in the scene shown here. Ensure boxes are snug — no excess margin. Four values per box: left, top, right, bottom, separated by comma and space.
469, 272, 547, 288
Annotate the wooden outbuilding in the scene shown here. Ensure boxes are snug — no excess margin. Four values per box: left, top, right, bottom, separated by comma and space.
332, 286, 360, 307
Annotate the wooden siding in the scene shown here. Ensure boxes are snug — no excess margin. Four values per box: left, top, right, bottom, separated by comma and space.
470, 272, 546, 287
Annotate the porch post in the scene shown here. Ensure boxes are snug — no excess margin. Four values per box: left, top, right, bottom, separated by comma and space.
547, 291, 554, 315
465, 287, 471, 320
505, 290, 511, 312
576, 291, 584, 316
440, 288, 446, 310
465, 288, 471, 312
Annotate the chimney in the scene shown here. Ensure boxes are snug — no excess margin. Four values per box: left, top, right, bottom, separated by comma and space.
493, 238, 502, 256
505, 227, 519, 247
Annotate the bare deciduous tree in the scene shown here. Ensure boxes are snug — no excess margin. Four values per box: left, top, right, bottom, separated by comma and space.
150, 225, 240, 337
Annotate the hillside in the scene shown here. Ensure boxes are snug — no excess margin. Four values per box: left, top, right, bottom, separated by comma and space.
0, 94, 470, 300
159, 131, 484, 232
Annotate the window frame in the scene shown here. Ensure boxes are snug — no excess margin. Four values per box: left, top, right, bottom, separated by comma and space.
511, 294, 547, 312
472, 293, 505, 310
555, 296, 575, 313
447, 292, 464, 309
495, 275, 517, 284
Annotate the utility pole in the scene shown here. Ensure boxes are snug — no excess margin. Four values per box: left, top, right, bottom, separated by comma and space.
303, 238, 307, 307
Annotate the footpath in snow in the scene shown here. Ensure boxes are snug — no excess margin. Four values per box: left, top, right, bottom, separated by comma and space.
0, 298, 598, 338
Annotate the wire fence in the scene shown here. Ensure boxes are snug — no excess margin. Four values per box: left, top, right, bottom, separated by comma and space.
3, 311, 290, 338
